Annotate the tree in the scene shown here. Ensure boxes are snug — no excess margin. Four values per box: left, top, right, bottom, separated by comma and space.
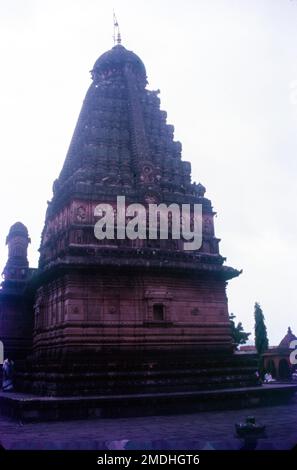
254, 302, 269, 355
254, 302, 269, 375
229, 313, 251, 350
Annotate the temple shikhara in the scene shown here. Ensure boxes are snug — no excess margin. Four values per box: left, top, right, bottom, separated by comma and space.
0, 41, 259, 402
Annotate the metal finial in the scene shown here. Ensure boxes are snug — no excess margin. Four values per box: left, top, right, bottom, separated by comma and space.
113, 12, 121, 45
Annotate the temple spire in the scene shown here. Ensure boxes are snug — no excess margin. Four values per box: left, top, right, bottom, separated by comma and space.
113, 12, 121, 45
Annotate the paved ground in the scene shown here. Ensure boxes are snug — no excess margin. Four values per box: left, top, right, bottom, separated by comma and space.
0, 399, 297, 450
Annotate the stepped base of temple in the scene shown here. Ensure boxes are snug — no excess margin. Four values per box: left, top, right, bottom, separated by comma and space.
15, 351, 259, 397
1, 384, 296, 423
2, 352, 297, 422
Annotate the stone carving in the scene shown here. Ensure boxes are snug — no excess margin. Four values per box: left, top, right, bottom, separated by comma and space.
144, 194, 158, 205
72, 306, 80, 315
11, 42, 243, 390
196, 183, 206, 197
203, 216, 214, 235
76, 206, 87, 222
191, 307, 200, 316
140, 164, 154, 183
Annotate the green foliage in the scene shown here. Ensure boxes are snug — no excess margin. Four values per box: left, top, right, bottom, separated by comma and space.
229, 313, 251, 350
254, 302, 269, 355
254, 302, 269, 375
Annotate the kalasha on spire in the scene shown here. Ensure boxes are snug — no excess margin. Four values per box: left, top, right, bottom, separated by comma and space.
113, 12, 122, 45
12, 41, 259, 398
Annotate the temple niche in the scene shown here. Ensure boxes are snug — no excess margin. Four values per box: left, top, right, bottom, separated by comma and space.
1, 43, 258, 396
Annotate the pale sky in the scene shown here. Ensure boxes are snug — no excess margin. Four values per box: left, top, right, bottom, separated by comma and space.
0, 0, 296, 345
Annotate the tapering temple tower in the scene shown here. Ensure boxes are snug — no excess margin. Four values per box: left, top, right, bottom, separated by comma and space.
21, 44, 257, 395
3, 222, 31, 282
0, 223, 34, 359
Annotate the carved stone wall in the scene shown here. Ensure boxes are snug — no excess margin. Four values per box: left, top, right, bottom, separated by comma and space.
0, 292, 33, 360
32, 270, 231, 358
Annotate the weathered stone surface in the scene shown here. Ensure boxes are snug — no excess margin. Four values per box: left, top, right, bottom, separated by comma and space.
1, 44, 250, 396
0, 223, 34, 360
32, 45, 239, 364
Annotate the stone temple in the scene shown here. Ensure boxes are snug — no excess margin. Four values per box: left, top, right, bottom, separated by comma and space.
0, 42, 259, 399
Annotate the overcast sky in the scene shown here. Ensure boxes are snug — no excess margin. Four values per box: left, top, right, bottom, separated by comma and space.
0, 0, 296, 345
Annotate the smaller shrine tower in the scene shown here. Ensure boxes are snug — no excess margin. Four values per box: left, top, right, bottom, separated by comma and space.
3, 222, 31, 283
0, 222, 34, 360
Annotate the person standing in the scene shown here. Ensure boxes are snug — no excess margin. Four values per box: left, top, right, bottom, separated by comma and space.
2, 358, 14, 392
